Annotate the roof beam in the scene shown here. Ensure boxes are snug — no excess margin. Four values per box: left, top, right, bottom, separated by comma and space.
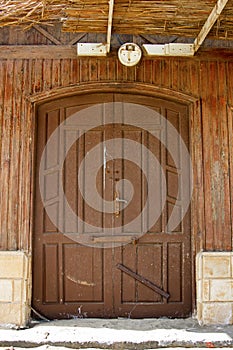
77, 0, 114, 56
194, 0, 229, 53
142, 0, 229, 57
106, 0, 114, 53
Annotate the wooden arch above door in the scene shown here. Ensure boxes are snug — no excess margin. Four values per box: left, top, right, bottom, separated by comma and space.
32, 87, 198, 319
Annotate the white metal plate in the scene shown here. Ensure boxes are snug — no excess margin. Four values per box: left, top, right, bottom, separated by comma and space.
142, 43, 194, 56
77, 43, 107, 56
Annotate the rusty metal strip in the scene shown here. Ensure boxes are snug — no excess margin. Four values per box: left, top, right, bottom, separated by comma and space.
116, 263, 170, 299
92, 235, 137, 243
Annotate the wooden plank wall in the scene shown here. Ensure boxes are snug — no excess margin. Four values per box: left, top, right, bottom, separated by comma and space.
0, 55, 232, 253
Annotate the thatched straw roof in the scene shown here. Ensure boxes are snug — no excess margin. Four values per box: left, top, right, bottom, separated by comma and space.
0, 0, 233, 40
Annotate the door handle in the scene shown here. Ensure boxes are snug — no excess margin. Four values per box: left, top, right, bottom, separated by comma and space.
114, 191, 127, 217
115, 197, 127, 203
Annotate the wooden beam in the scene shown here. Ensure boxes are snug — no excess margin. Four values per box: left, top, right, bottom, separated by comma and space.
0, 45, 233, 60
106, 0, 114, 52
0, 45, 76, 59
33, 25, 62, 45
194, 0, 229, 52
68, 33, 87, 45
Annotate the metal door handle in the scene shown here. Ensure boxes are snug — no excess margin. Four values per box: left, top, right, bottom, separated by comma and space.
114, 191, 127, 217
115, 197, 127, 203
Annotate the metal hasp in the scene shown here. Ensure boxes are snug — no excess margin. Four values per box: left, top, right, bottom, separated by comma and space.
77, 0, 114, 56
143, 0, 229, 56
116, 263, 170, 299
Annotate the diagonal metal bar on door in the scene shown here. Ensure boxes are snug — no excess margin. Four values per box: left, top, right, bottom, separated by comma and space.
116, 263, 170, 299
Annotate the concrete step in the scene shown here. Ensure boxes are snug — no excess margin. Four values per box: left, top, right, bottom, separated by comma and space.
0, 318, 233, 349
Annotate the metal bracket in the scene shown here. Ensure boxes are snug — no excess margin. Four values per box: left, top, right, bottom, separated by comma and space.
142, 43, 194, 57
77, 43, 108, 56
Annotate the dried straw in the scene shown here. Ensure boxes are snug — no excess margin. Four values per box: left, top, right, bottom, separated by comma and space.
0, 0, 232, 39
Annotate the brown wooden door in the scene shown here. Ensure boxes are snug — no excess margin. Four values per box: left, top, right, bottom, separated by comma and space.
33, 93, 191, 319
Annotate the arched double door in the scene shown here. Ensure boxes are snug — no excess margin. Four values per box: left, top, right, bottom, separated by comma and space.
33, 92, 192, 319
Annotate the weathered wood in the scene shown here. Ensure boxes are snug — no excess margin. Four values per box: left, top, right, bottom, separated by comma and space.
67, 33, 86, 45
227, 106, 233, 247
8, 59, 23, 250
0, 45, 233, 60
0, 54, 232, 254
0, 61, 6, 249
0, 60, 14, 250
217, 61, 232, 250
0, 45, 77, 59
33, 25, 62, 45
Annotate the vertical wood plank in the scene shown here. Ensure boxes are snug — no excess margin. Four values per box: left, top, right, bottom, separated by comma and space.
179, 59, 190, 93
52, 59, 61, 88
0, 60, 13, 250
71, 59, 79, 84
191, 100, 205, 253
227, 106, 233, 249
43, 59, 52, 91
18, 59, 33, 251
171, 59, 179, 91
189, 60, 200, 97
160, 59, 171, 88
200, 60, 214, 250
107, 57, 116, 81
61, 59, 71, 87
79, 58, 89, 83
143, 59, 153, 84
7, 60, 23, 249
32, 59, 43, 94
227, 62, 233, 106
217, 61, 231, 250
0, 60, 7, 249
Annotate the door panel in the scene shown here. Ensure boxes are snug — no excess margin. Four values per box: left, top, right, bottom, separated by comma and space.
63, 244, 103, 303
33, 92, 191, 319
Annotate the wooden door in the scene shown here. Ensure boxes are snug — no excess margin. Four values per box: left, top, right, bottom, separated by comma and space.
33, 92, 191, 319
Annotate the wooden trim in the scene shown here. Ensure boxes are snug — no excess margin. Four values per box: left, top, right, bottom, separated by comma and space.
28, 82, 199, 104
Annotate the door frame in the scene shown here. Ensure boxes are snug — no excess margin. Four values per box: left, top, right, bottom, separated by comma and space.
29, 82, 203, 315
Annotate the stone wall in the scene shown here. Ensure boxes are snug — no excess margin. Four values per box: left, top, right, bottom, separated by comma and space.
0, 251, 31, 327
197, 252, 233, 325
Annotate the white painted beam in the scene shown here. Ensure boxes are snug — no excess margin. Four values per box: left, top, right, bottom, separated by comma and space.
107, 0, 114, 53
194, 0, 229, 52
